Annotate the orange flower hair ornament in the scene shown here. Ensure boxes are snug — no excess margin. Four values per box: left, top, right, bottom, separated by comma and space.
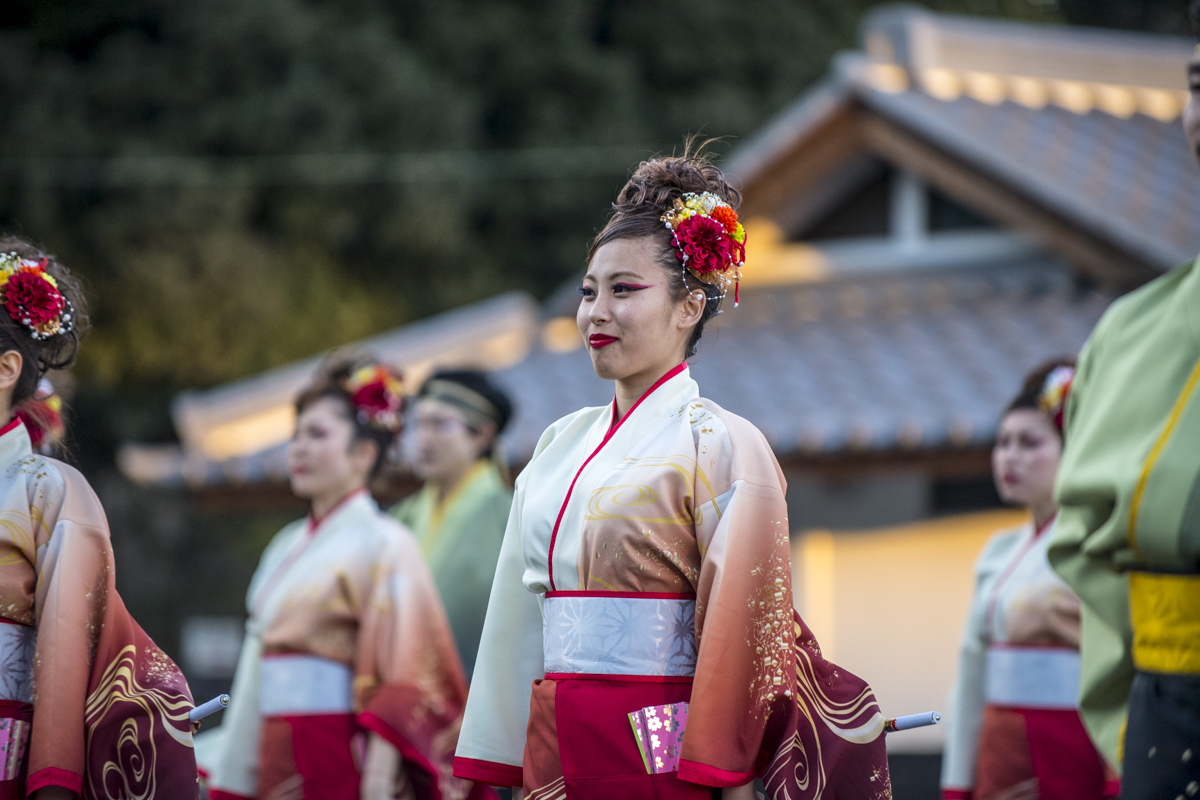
1039, 365, 1075, 434
0, 252, 75, 341
661, 192, 747, 306
342, 364, 406, 434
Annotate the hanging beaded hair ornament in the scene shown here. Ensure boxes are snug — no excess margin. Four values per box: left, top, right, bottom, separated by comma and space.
660, 192, 747, 306
0, 252, 74, 341
342, 364, 405, 434
1039, 365, 1075, 434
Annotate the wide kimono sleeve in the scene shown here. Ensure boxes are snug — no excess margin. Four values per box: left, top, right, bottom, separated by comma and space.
29, 461, 197, 798
200, 521, 304, 800
939, 532, 1018, 799
453, 475, 545, 788
678, 410, 890, 797
1047, 314, 1133, 767
353, 526, 484, 800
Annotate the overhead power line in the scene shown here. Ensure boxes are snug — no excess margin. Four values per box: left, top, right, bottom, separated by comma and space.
0, 145, 677, 188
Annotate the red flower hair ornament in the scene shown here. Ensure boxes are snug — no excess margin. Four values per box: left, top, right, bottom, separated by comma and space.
0, 253, 74, 341
342, 364, 406, 434
661, 192, 747, 306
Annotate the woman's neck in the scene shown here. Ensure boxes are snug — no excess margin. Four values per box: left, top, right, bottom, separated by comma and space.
434, 459, 479, 503
614, 361, 683, 421
1031, 499, 1058, 532
310, 485, 365, 524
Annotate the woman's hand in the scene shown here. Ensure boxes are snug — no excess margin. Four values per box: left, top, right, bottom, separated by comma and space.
359, 732, 415, 800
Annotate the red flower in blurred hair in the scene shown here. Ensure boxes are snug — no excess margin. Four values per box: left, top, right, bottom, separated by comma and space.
14, 401, 61, 448
5, 270, 64, 326
352, 380, 394, 414
675, 215, 732, 275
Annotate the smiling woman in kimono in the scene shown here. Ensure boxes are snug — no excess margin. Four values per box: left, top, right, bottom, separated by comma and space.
0, 237, 199, 799
453, 148, 890, 800
199, 356, 489, 800
940, 361, 1118, 800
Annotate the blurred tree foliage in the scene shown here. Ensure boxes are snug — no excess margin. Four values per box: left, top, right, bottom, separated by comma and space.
0, 0, 1074, 405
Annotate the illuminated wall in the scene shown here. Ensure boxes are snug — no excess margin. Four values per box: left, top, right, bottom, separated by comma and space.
791, 508, 1028, 754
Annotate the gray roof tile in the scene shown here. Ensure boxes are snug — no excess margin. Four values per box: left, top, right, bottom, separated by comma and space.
493, 264, 1112, 461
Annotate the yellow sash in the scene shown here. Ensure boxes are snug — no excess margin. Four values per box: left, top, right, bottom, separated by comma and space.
1130, 572, 1200, 674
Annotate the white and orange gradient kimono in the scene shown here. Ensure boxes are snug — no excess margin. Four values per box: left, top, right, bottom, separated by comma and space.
454, 364, 890, 800
0, 417, 198, 799
198, 489, 490, 800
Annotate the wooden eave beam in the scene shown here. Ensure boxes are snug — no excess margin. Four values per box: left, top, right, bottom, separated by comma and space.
738, 103, 867, 223
857, 109, 1157, 290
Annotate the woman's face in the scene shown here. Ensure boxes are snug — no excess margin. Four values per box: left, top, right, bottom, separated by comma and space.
286, 396, 375, 502
992, 409, 1062, 510
577, 237, 698, 384
403, 397, 490, 484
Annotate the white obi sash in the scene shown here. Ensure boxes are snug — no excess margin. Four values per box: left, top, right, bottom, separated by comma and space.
542, 592, 697, 677
260, 654, 354, 716
985, 646, 1080, 709
0, 620, 35, 704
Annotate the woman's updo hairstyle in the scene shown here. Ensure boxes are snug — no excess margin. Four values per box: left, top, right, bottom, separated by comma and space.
294, 352, 403, 479
0, 237, 88, 407
589, 140, 741, 359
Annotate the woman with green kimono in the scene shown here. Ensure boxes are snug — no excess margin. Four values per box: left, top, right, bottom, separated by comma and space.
1048, 21, 1200, 800
392, 369, 514, 679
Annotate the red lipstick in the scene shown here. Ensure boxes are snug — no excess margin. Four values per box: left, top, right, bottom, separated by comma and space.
589, 334, 618, 349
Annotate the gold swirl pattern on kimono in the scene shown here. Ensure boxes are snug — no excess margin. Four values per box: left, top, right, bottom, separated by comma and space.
527, 777, 567, 800
0, 509, 37, 567
793, 628, 885, 744
585, 455, 718, 525
760, 635, 889, 800
83, 645, 194, 800
762, 727, 821, 799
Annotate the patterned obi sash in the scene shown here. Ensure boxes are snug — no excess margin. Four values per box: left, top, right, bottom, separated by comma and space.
985, 645, 1080, 709
542, 592, 697, 678
260, 653, 353, 716
0, 619, 34, 705
1130, 571, 1200, 676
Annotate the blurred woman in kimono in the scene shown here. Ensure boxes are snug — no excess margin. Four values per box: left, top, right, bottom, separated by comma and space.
941, 360, 1118, 800
0, 237, 199, 799
392, 369, 513, 679
198, 355, 490, 800
453, 147, 891, 800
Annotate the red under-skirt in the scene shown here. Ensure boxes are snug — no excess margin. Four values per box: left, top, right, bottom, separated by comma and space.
972, 706, 1119, 800
259, 713, 361, 800
524, 675, 711, 800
